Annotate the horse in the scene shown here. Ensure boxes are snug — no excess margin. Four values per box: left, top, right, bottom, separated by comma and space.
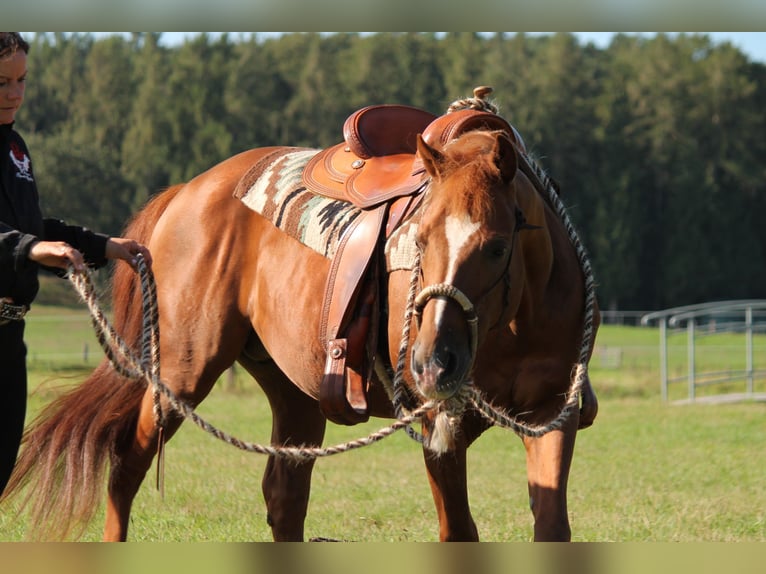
2, 96, 599, 542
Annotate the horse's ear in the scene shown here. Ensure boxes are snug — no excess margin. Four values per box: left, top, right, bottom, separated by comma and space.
494, 132, 518, 184
417, 134, 446, 179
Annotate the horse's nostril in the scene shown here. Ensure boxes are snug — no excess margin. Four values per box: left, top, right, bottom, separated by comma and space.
435, 347, 457, 376
411, 343, 424, 375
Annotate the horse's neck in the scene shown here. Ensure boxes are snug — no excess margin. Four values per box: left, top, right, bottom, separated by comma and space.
515, 176, 584, 333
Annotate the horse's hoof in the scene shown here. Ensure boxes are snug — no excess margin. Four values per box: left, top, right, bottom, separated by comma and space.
309, 536, 348, 542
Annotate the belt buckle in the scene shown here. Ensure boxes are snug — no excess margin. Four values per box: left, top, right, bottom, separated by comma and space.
0, 297, 28, 323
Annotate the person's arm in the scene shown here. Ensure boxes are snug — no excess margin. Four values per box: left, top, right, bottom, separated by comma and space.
37, 219, 151, 272
42, 218, 109, 268
0, 220, 39, 271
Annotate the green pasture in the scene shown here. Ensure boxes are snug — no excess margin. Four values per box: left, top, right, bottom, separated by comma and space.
1, 307, 764, 542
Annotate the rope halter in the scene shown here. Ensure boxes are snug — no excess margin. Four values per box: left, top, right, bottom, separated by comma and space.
412, 283, 480, 375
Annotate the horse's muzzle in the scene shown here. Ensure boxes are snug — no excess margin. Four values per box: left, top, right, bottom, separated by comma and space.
410, 283, 479, 400
411, 339, 469, 400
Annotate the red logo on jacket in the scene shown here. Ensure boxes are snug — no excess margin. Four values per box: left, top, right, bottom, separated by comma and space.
9, 141, 33, 182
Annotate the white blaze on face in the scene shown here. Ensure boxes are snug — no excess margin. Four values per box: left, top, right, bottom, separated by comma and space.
431, 214, 480, 329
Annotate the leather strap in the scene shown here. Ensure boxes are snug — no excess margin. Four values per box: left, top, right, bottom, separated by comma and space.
321, 339, 358, 423
385, 191, 425, 238
320, 203, 388, 344
318, 203, 389, 425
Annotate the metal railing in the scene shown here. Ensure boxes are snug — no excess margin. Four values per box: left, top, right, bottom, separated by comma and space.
641, 300, 766, 403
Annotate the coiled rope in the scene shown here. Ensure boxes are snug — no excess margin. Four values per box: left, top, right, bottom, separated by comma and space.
470, 145, 596, 437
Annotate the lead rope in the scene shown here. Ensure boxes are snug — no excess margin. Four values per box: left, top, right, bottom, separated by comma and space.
64, 95, 594, 460
141, 268, 166, 496
390, 193, 595, 441
391, 249, 428, 443
67, 257, 439, 463
68, 179, 593, 466
409, 86, 597, 437
68, 258, 166, 492
381, 166, 595, 443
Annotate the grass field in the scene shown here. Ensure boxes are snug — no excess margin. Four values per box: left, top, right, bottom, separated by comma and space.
1, 306, 764, 542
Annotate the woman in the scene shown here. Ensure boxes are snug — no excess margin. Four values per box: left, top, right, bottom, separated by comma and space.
0, 32, 152, 496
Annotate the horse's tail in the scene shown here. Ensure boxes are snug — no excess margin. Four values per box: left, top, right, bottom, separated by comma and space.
0, 184, 185, 540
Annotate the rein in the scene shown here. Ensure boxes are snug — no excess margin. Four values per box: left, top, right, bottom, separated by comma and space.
474, 148, 598, 437
66, 152, 594, 465
64, 144, 596, 463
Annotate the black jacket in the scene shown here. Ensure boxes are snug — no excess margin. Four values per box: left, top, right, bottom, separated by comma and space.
0, 123, 109, 307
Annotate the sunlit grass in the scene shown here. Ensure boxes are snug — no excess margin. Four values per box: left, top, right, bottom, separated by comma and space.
2, 311, 764, 542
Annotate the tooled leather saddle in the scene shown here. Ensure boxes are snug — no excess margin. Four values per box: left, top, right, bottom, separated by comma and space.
302, 103, 519, 425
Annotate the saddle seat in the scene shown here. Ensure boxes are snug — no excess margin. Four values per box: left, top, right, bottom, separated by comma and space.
303, 104, 521, 426
303, 104, 437, 208
303, 104, 525, 210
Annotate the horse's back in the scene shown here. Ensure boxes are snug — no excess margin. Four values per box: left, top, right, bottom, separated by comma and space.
166, 148, 281, 203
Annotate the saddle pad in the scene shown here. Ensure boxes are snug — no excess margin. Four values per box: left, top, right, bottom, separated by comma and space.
236, 147, 423, 269
384, 217, 419, 273
235, 149, 363, 260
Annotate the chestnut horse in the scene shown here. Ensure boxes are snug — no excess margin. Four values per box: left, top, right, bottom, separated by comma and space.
3, 108, 599, 542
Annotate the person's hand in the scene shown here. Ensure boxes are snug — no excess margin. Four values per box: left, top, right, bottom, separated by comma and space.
28, 240, 86, 272
105, 237, 153, 271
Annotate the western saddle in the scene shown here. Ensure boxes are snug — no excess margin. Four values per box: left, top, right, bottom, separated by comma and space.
300, 96, 520, 425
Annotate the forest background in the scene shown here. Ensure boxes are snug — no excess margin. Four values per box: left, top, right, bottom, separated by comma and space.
17, 31, 766, 312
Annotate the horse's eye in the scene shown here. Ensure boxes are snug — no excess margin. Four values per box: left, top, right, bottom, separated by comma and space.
485, 239, 510, 261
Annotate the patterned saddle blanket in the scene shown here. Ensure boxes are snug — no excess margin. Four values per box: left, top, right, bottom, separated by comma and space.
234, 148, 418, 271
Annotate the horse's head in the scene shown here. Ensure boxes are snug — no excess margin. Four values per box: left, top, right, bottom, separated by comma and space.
410, 129, 529, 401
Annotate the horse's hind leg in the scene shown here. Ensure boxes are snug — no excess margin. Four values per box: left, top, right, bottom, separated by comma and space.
103, 389, 182, 541
238, 355, 326, 541
103, 329, 251, 541
522, 409, 579, 541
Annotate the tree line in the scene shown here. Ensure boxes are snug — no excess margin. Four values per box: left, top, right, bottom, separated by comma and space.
16, 32, 766, 311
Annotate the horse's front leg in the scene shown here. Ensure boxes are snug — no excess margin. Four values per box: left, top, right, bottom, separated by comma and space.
422, 413, 489, 541
522, 408, 579, 541
423, 444, 479, 541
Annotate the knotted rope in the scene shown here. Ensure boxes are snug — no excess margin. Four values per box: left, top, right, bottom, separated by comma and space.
447, 85, 500, 114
